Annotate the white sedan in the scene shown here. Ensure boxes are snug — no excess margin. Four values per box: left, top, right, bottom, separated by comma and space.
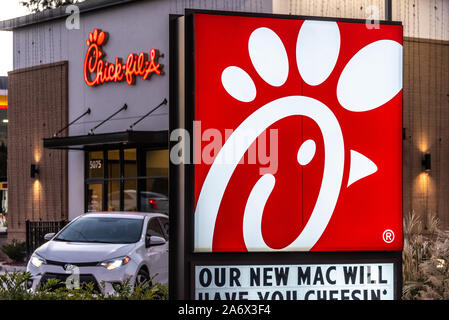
26, 212, 169, 294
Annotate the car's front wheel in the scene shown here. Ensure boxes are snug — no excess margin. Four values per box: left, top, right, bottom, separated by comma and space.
135, 267, 151, 287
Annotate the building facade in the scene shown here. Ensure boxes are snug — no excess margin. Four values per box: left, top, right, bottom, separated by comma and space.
0, 76, 7, 243
0, 0, 272, 242
0, 0, 448, 243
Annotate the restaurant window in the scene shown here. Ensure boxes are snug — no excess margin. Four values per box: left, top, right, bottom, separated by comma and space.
87, 184, 103, 212
140, 149, 169, 214
86, 151, 104, 212
107, 180, 120, 211
88, 151, 104, 178
107, 150, 120, 179
85, 147, 168, 214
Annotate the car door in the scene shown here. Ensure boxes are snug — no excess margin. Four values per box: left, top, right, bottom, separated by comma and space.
144, 217, 169, 284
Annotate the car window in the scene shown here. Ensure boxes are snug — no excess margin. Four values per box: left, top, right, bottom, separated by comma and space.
158, 217, 169, 240
146, 218, 164, 238
54, 217, 144, 244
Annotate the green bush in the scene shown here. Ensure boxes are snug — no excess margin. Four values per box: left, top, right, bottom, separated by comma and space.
0, 270, 168, 300
1, 240, 26, 263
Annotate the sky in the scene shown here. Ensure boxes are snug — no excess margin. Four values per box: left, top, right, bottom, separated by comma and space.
0, 0, 29, 76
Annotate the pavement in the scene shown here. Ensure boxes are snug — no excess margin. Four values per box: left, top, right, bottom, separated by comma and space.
0, 261, 26, 274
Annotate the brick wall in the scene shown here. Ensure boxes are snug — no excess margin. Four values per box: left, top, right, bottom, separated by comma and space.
403, 38, 449, 228
7, 61, 68, 242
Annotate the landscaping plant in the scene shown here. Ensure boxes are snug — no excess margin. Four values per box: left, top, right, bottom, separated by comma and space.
402, 211, 449, 299
0, 239, 26, 263
0, 270, 168, 300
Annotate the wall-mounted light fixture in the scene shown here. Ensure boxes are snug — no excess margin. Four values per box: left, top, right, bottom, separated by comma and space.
422, 153, 431, 172
30, 164, 39, 178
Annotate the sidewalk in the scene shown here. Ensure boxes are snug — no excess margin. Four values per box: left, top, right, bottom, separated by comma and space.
0, 261, 26, 274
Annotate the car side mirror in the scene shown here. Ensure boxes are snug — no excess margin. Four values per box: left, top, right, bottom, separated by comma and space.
44, 233, 55, 241
146, 235, 166, 247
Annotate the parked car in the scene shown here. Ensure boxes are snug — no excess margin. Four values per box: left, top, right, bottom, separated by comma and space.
140, 191, 169, 214
107, 190, 168, 215
107, 190, 138, 212
26, 212, 168, 294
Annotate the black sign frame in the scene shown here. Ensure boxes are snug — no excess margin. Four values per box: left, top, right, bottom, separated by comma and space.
169, 9, 403, 300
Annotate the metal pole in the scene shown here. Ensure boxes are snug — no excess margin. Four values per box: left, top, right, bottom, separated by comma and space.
53, 108, 91, 137
385, 0, 392, 21
89, 104, 128, 135
129, 98, 168, 130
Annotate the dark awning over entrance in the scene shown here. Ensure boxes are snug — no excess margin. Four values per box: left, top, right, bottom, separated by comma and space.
43, 130, 168, 150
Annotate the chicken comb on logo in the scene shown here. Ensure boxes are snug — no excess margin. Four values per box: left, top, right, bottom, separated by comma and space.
193, 15, 403, 253
86, 28, 107, 47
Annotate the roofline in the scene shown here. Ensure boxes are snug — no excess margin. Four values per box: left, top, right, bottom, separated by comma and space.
0, 0, 145, 31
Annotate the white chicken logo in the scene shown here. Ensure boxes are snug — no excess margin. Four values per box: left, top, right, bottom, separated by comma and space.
194, 20, 402, 252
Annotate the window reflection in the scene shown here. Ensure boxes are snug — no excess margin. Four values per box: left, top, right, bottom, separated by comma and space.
107, 180, 120, 211
140, 183, 168, 213
124, 148, 137, 178
107, 150, 120, 179
86, 148, 168, 214
146, 149, 168, 177
87, 184, 103, 212
141, 150, 168, 214
124, 180, 137, 211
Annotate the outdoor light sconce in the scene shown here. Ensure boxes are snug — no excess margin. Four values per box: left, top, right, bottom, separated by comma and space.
30, 164, 39, 178
422, 153, 431, 172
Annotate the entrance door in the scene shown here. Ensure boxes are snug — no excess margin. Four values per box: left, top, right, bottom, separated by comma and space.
85, 147, 168, 213
87, 184, 103, 212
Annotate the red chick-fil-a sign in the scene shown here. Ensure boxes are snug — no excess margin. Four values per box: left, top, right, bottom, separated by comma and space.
192, 14, 403, 253
83, 28, 163, 87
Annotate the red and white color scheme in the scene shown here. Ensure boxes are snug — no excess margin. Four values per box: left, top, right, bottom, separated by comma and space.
83, 28, 163, 87
193, 14, 403, 252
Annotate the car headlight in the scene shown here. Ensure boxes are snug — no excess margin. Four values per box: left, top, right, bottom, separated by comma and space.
30, 254, 46, 268
99, 256, 131, 270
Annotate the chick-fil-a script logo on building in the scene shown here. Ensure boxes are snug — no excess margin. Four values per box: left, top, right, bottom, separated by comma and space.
83, 28, 163, 87
193, 14, 403, 253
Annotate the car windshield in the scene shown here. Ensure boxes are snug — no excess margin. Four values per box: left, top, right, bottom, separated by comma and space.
54, 216, 144, 244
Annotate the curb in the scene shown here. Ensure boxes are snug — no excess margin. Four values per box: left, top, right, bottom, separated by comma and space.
0, 263, 26, 273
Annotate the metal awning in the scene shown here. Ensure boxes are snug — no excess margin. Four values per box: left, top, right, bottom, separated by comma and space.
43, 130, 168, 150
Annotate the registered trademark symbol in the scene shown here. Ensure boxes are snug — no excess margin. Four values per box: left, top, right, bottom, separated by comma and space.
382, 229, 395, 243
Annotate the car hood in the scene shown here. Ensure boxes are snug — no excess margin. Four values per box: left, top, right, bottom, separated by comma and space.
35, 240, 138, 263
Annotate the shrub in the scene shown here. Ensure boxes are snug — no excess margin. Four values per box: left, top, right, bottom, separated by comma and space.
0, 270, 168, 300
402, 211, 449, 299
0, 270, 33, 300
1, 240, 26, 263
